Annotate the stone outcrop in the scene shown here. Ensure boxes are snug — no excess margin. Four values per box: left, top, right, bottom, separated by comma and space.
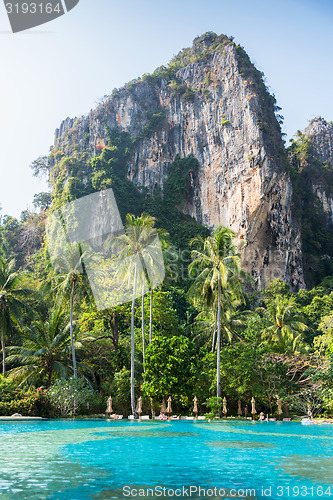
305, 117, 333, 168
304, 118, 333, 226
52, 33, 306, 290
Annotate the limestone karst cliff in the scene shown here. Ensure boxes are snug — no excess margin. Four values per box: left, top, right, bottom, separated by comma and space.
50, 32, 307, 290
287, 117, 333, 286
305, 118, 333, 224
306, 117, 333, 168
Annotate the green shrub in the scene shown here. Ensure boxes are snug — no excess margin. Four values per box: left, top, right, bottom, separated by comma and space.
49, 377, 94, 417
205, 397, 223, 418
79, 392, 107, 415
0, 379, 53, 417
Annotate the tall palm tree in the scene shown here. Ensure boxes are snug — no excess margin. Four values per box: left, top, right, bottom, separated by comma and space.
0, 257, 32, 375
7, 305, 78, 386
147, 227, 169, 345
261, 298, 310, 352
193, 294, 249, 351
53, 242, 88, 378
110, 213, 165, 417
188, 226, 244, 398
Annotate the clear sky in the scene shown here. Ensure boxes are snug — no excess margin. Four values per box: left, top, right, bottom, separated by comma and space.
0, 0, 332, 218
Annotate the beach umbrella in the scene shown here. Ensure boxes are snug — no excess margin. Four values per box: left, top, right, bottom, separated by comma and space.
160, 399, 167, 414
223, 397, 227, 417
136, 396, 142, 419
277, 397, 283, 420
244, 404, 248, 418
166, 396, 172, 419
193, 396, 198, 418
307, 404, 312, 419
106, 396, 113, 416
251, 397, 257, 420
238, 399, 242, 417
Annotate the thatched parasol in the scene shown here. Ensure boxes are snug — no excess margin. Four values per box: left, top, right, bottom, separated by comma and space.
106, 396, 113, 416
160, 399, 167, 414
307, 404, 312, 419
166, 396, 172, 419
251, 397, 257, 420
136, 396, 143, 419
223, 397, 227, 418
193, 396, 198, 418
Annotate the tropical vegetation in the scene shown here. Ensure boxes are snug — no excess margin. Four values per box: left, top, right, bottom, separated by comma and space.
1, 200, 333, 419
0, 39, 332, 418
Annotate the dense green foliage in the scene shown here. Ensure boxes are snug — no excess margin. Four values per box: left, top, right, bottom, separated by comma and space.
2, 193, 333, 419
0, 377, 51, 417
143, 336, 194, 408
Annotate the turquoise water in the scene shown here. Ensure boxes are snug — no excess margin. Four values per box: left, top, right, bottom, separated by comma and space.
0, 419, 332, 499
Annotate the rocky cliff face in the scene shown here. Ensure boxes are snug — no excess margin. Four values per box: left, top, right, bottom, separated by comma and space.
51, 33, 305, 290
304, 118, 333, 225
305, 117, 333, 168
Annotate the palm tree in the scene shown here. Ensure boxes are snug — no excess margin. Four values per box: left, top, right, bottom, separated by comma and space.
0, 257, 32, 375
109, 213, 165, 417
7, 305, 78, 386
53, 242, 88, 378
147, 227, 169, 345
193, 294, 249, 351
261, 298, 310, 352
188, 226, 244, 398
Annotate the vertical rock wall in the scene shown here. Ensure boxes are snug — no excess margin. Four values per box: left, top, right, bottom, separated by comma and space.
52, 36, 305, 289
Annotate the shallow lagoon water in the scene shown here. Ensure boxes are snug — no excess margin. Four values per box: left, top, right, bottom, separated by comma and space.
0, 419, 332, 499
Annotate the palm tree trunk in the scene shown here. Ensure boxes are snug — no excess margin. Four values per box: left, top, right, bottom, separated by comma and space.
142, 274, 145, 370
149, 287, 153, 344
1, 335, 5, 376
131, 264, 138, 418
217, 277, 221, 400
211, 309, 218, 353
267, 392, 273, 415
1, 313, 5, 376
70, 281, 77, 378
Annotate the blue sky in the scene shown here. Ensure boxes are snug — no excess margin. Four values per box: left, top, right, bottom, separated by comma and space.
0, 0, 332, 218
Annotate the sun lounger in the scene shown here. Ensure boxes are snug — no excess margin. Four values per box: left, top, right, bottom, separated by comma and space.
197, 416, 206, 420
154, 414, 168, 420
170, 416, 179, 420
128, 415, 135, 419
140, 415, 150, 420
283, 418, 291, 421
185, 416, 194, 420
